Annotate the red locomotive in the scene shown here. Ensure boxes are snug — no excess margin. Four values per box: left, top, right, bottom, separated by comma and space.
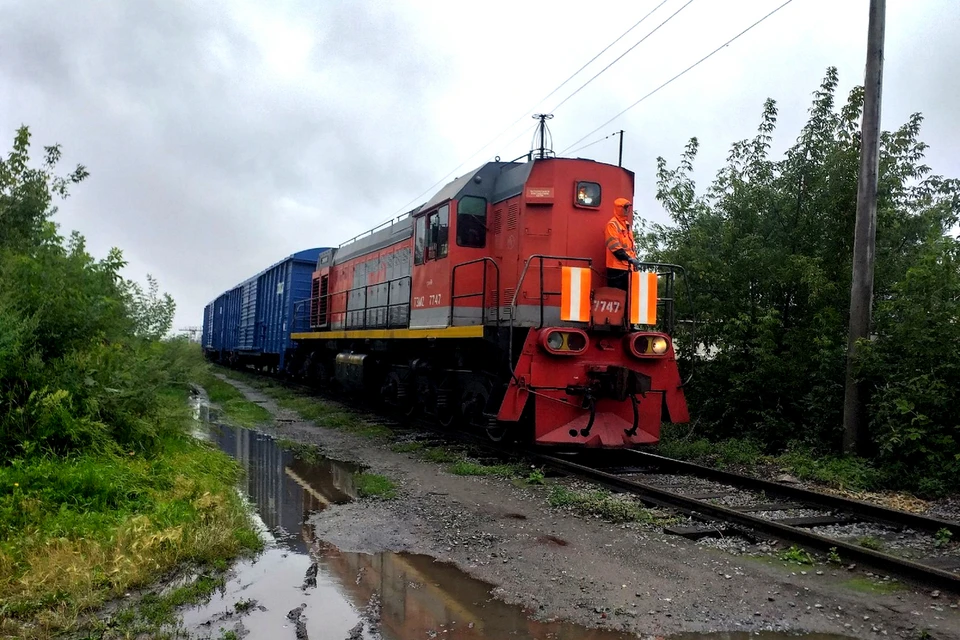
289, 153, 689, 447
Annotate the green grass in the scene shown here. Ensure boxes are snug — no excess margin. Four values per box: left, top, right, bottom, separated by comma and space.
276, 438, 326, 464
778, 545, 815, 565
857, 535, 884, 551
526, 468, 546, 485
656, 433, 766, 468
547, 485, 674, 524
447, 460, 521, 477
774, 449, 882, 492
656, 425, 883, 492
140, 574, 225, 628
421, 447, 462, 463
198, 371, 272, 428
0, 389, 262, 639
391, 441, 425, 453
353, 473, 397, 499
842, 577, 904, 594
214, 367, 393, 439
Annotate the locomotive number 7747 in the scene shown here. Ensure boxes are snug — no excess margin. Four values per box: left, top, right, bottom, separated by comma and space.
593, 299, 621, 313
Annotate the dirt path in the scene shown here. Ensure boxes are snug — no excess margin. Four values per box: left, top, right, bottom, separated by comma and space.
221, 376, 960, 639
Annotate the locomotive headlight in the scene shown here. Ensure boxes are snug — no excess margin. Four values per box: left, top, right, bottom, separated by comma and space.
547, 331, 564, 350
541, 329, 589, 355
651, 336, 669, 355
626, 333, 670, 358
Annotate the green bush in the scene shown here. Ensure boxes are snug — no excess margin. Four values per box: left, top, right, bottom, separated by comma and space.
0, 127, 262, 637
643, 68, 960, 493
0, 126, 181, 462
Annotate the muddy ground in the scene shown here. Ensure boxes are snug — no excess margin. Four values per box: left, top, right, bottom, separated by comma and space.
218, 376, 960, 639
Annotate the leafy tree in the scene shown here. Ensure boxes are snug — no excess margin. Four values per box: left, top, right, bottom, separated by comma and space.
0, 126, 88, 252
642, 68, 960, 492
0, 127, 181, 460
126, 274, 176, 340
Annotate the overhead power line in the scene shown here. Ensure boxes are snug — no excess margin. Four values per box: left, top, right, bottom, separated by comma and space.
377, 0, 681, 221
551, 0, 696, 113
561, 0, 797, 154
568, 131, 624, 155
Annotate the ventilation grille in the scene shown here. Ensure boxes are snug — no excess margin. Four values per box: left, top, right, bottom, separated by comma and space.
493, 207, 503, 235
507, 203, 519, 231
502, 288, 516, 317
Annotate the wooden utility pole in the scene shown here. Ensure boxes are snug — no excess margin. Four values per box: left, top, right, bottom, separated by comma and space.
842, 0, 886, 454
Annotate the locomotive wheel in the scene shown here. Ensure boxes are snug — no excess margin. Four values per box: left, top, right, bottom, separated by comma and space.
436, 377, 459, 428
460, 380, 488, 429
485, 417, 511, 443
381, 371, 416, 417
315, 361, 331, 388
461, 379, 508, 442
436, 390, 457, 428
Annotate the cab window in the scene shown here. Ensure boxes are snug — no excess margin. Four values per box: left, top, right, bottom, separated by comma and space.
575, 181, 601, 208
456, 196, 487, 248
414, 215, 426, 264
427, 204, 449, 259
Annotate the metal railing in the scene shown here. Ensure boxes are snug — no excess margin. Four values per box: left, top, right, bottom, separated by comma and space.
449, 257, 501, 326
508, 254, 593, 378
292, 275, 412, 332
509, 254, 593, 328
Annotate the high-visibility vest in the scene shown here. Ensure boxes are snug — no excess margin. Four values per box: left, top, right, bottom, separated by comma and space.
604, 216, 637, 270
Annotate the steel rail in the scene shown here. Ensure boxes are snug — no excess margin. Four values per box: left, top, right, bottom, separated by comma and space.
535, 453, 960, 593
623, 449, 960, 537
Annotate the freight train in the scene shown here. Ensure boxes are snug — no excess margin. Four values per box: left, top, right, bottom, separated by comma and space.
203, 154, 689, 448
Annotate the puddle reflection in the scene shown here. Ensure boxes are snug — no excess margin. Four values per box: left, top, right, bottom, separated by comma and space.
186, 420, 855, 640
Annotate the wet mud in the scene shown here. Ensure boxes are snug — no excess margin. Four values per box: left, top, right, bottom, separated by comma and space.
181, 422, 861, 640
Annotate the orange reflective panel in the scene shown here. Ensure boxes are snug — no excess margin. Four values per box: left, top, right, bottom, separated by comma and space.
629, 271, 658, 325
560, 266, 591, 322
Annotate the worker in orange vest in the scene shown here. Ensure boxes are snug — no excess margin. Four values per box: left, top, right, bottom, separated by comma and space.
605, 197, 642, 290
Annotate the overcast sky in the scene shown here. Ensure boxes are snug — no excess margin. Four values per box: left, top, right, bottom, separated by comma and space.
2, 0, 957, 330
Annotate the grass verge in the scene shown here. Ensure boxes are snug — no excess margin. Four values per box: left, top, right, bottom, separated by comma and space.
215, 368, 392, 439
390, 441, 425, 453
656, 425, 883, 493
447, 460, 521, 477
276, 438, 326, 465
197, 370, 272, 428
547, 485, 675, 525
0, 390, 262, 639
96, 572, 227, 637
841, 576, 904, 595
354, 473, 397, 499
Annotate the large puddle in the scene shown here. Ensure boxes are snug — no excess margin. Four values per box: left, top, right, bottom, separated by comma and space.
185, 413, 855, 640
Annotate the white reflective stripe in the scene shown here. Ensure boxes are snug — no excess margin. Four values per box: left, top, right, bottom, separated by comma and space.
637, 272, 649, 323
570, 268, 582, 320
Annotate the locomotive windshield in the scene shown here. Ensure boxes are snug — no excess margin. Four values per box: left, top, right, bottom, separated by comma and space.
456, 196, 487, 248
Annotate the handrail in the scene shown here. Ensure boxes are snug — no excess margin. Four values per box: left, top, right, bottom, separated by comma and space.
450, 257, 501, 327
508, 254, 593, 380
508, 254, 593, 326
292, 275, 413, 332
337, 209, 419, 248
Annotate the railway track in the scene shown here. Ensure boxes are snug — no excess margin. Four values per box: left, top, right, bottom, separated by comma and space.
533, 449, 960, 593
219, 368, 960, 594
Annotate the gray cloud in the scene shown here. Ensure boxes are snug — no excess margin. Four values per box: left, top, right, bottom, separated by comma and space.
0, 0, 450, 329
1, 0, 956, 330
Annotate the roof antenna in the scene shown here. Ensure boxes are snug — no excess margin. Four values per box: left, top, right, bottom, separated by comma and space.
530, 114, 555, 160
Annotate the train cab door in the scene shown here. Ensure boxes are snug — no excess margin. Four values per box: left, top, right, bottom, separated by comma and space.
311, 267, 330, 328
410, 203, 452, 329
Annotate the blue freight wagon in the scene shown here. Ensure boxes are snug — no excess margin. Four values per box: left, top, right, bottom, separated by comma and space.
202, 247, 327, 371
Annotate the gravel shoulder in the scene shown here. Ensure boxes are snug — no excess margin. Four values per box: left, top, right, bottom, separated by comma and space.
221, 376, 960, 639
